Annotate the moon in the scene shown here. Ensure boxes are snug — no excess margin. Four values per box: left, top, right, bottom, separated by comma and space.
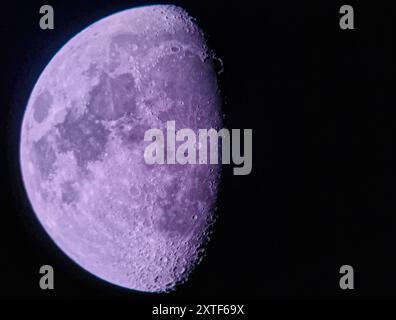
20, 5, 222, 292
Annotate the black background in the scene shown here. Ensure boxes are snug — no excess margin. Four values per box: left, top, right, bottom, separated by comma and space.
1, 0, 396, 303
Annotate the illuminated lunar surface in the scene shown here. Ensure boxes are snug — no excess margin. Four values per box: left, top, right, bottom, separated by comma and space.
20, 5, 222, 292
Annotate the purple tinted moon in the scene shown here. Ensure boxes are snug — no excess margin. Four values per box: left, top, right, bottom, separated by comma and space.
20, 5, 222, 292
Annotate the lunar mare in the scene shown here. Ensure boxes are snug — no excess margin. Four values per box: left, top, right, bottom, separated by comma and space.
20, 5, 222, 292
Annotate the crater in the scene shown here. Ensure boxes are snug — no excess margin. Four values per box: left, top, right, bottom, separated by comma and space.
110, 33, 142, 55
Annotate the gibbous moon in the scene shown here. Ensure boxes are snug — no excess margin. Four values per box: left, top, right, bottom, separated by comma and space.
20, 5, 222, 292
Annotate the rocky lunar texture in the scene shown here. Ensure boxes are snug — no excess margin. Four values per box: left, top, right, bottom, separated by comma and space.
20, 5, 222, 292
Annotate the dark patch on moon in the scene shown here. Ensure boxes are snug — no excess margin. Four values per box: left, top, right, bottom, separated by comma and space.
144, 52, 219, 129
117, 119, 152, 149
87, 72, 138, 121
110, 73, 138, 118
83, 63, 99, 79
33, 134, 56, 179
155, 178, 195, 236
61, 181, 79, 205
56, 110, 109, 168
157, 203, 192, 237
33, 90, 53, 123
